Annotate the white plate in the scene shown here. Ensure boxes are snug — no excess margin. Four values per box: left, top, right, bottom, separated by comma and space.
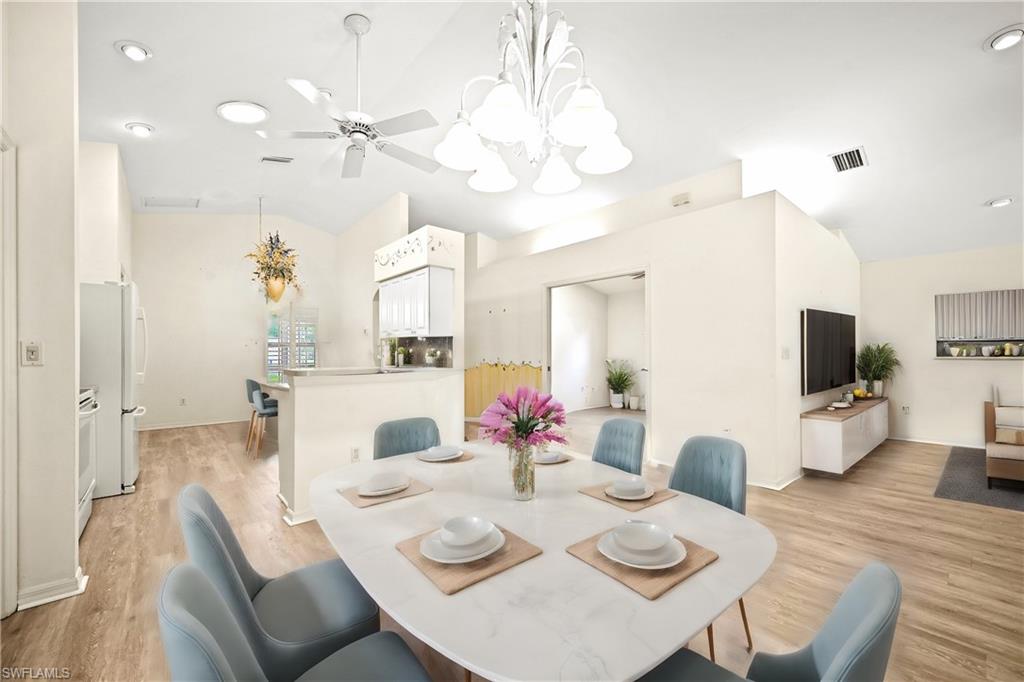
604, 484, 655, 501
534, 452, 570, 465
420, 528, 506, 564
357, 482, 411, 498
418, 446, 463, 462
597, 533, 687, 570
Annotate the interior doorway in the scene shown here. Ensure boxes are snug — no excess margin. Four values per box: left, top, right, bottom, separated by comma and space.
548, 272, 648, 456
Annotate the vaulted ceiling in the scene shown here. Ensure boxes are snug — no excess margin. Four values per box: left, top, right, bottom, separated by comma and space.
79, 2, 1023, 261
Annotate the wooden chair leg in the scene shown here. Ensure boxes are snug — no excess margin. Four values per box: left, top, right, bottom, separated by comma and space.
738, 597, 753, 650
253, 416, 265, 458
245, 411, 257, 452
706, 623, 715, 662
463, 668, 472, 682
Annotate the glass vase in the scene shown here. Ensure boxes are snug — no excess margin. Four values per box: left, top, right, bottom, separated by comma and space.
508, 444, 536, 501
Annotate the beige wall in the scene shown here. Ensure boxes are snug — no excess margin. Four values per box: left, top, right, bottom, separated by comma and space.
551, 283, 609, 413
132, 213, 339, 429
6, 0, 83, 607
861, 245, 1024, 446
607, 290, 647, 404
78, 141, 132, 283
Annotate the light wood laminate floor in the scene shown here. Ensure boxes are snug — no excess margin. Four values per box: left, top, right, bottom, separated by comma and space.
1, 425, 1021, 681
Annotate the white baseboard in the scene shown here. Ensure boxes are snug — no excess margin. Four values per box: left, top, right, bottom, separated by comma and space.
18, 566, 88, 610
140, 418, 249, 432
887, 436, 982, 449
282, 507, 314, 526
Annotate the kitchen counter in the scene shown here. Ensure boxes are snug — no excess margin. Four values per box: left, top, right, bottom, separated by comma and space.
282, 366, 458, 377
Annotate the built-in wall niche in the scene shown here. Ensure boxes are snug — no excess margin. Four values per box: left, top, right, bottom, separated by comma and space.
934, 289, 1023, 359
390, 336, 453, 368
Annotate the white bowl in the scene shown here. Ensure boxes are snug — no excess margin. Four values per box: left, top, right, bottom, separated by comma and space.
612, 476, 647, 497
440, 516, 495, 547
358, 471, 409, 494
612, 520, 672, 553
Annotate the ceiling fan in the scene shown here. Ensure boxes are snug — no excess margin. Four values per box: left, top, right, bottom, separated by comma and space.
256, 13, 440, 179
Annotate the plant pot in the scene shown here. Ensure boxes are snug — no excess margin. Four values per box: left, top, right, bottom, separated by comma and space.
610, 392, 624, 408
265, 277, 286, 302
397, 355, 405, 367
628, 396, 640, 410
858, 380, 868, 392
872, 380, 884, 397
508, 444, 536, 501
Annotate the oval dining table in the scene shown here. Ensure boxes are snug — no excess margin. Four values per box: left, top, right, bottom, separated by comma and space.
310, 442, 777, 682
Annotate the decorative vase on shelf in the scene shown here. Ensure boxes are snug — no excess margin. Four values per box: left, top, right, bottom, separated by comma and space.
872, 380, 884, 397
628, 395, 640, 410
508, 444, 536, 501
265, 277, 286, 302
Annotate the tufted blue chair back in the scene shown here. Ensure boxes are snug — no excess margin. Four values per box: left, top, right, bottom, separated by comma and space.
373, 418, 441, 459
668, 436, 746, 515
592, 419, 646, 474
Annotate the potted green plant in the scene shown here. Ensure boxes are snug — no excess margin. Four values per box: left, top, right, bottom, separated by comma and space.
605, 360, 635, 409
856, 343, 901, 397
396, 346, 409, 367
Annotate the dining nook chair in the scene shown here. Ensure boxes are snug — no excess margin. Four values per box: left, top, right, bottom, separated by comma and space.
245, 379, 278, 457
373, 417, 441, 459
640, 562, 902, 682
592, 418, 646, 474
668, 435, 748, 661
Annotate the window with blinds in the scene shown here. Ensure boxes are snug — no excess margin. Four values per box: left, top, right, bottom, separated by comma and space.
266, 306, 318, 382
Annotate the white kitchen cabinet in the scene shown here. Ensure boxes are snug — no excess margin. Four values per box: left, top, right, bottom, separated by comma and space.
378, 266, 454, 337
801, 398, 888, 475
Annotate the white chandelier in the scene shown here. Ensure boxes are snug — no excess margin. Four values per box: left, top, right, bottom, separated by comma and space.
433, 0, 632, 194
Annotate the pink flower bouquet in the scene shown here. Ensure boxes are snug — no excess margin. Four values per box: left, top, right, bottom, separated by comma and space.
479, 386, 567, 450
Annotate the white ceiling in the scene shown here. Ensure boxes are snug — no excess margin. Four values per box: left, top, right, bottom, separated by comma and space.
79, 2, 1023, 261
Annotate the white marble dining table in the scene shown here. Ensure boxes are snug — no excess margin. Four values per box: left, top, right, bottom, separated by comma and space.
309, 442, 777, 682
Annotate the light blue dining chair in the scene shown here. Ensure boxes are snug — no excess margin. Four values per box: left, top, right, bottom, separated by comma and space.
669, 435, 748, 660
373, 417, 441, 459
639, 562, 902, 682
157, 563, 430, 682
246, 379, 278, 457
177, 485, 380, 681
592, 418, 646, 474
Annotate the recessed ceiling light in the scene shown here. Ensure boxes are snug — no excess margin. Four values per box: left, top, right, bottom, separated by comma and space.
318, 88, 333, 101
987, 196, 1014, 208
216, 101, 269, 124
125, 122, 153, 138
984, 24, 1024, 51
115, 40, 152, 62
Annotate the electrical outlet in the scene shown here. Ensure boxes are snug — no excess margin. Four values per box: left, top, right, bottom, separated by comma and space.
901, 405, 911, 415
178, 397, 187, 407
351, 447, 360, 463
20, 340, 43, 366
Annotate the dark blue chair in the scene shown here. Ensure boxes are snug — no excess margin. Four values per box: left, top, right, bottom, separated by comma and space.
669, 436, 748, 659
157, 563, 428, 682
640, 563, 902, 682
592, 418, 646, 474
176, 485, 381, 681
373, 417, 440, 459
246, 379, 278, 457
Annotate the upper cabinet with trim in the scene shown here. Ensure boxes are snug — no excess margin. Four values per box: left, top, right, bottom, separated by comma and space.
379, 266, 454, 338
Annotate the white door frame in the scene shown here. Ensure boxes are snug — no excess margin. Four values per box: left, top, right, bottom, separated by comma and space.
1, 130, 19, 618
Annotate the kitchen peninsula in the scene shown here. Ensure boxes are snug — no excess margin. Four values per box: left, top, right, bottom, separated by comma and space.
275, 367, 464, 525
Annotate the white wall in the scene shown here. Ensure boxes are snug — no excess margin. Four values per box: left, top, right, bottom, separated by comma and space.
861, 245, 1024, 447
774, 194, 861, 486
6, 0, 84, 607
551, 284, 609, 413
132, 213, 339, 428
606, 290, 647, 404
78, 142, 132, 282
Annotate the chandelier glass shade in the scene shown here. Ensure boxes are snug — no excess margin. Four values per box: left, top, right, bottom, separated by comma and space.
434, 0, 630, 195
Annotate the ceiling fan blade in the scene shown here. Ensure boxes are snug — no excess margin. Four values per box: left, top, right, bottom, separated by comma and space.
255, 131, 340, 140
377, 142, 441, 174
286, 78, 344, 120
341, 144, 365, 178
318, 145, 346, 181
372, 109, 439, 137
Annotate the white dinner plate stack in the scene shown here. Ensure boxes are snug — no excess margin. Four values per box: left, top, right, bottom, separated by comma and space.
597, 520, 687, 570
604, 476, 655, 501
357, 471, 411, 497
419, 516, 506, 564
534, 449, 570, 465
417, 445, 463, 462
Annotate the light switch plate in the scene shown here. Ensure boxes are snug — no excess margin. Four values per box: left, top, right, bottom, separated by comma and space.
20, 340, 43, 366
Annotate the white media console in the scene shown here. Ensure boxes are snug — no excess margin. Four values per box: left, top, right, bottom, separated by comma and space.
801, 398, 889, 474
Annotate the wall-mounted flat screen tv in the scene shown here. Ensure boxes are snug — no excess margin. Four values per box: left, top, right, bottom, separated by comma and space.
801, 309, 856, 395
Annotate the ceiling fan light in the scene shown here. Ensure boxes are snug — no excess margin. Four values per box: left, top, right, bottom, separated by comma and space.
576, 133, 633, 175
532, 148, 581, 195
434, 113, 485, 171
469, 73, 529, 144
550, 80, 617, 147
468, 147, 517, 192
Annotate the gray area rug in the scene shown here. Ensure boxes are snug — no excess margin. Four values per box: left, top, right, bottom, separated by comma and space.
934, 447, 1024, 511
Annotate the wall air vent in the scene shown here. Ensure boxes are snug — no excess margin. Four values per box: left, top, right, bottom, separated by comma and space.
260, 155, 294, 164
830, 147, 867, 173
143, 197, 200, 208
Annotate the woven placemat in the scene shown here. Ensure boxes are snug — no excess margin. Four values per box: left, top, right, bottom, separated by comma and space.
418, 451, 475, 464
578, 482, 678, 511
396, 526, 542, 595
337, 479, 432, 509
567, 530, 718, 600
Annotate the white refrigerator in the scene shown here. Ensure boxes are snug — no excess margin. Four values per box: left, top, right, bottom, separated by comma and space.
80, 282, 148, 497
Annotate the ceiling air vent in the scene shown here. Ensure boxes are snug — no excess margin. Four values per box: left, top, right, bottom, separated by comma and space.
143, 197, 200, 208
260, 155, 294, 164
830, 147, 867, 173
